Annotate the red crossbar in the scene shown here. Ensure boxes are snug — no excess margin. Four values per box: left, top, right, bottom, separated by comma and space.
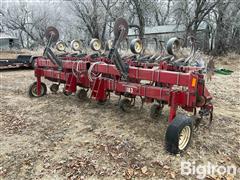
36, 58, 198, 88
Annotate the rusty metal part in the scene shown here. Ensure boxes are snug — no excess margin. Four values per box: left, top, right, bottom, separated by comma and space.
108, 18, 129, 80
113, 18, 129, 42
45, 26, 59, 42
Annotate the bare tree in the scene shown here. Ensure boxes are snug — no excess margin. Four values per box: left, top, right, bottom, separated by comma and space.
154, 0, 172, 26
1, 1, 62, 48
173, 0, 219, 45
71, 0, 101, 39
1, 0, 239, 54
130, 0, 145, 38
99, 0, 119, 41
213, 0, 240, 55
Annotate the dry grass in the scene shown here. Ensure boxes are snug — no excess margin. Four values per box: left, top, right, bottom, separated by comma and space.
0, 54, 239, 179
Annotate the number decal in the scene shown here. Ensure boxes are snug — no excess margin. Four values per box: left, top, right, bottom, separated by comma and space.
126, 87, 133, 93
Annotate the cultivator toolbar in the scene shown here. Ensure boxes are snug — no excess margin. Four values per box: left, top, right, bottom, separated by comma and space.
28, 18, 213, 154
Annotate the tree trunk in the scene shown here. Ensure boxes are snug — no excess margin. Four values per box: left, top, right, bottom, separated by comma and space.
213, 9, 227, 55
132, 0, 145, 39
19, 30, 25, 48
91, 0, 100, 39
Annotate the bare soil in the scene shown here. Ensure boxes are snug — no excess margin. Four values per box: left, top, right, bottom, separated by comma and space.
0, 55, 239, 179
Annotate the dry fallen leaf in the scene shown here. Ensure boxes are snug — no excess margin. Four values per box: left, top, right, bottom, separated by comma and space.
225, 174, 234, 180
163, 165, 170, 170
141, 166, 148, 174
127, 168, 134, 177
170, 171, 176, 179
205, 175, 217, 180
219, 159, 225, 164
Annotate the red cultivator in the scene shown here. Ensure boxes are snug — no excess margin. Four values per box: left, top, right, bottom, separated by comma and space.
28, 18, 213, 154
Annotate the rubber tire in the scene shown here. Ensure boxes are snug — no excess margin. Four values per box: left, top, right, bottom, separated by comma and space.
130, 39, 143, 54
76, 89, 88, 100
50, 84, 59, 93
28, 82, 47, 98
119, 98, 131, 112
166, 37, 180, 56
150, 104, 162, 119
165, 114, 193, 154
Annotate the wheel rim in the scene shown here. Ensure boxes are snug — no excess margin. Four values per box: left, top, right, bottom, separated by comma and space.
178, 126, 191, 150
93, 41, 101, 51
134, 41, 142, 53
32, 85, 44, 97
90, 39, 101, 51
56, 41, 66, 51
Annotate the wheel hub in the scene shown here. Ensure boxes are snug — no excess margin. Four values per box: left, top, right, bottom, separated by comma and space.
178, 126, 191, 150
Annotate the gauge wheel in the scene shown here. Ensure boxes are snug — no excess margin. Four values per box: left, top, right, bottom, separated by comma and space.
119, 98, 131, 112
56, 41, 66, 51
76, 89, 88, 100
150, 103, 162, 119
28, 82, 47, 98
90, 38, 102, 51
165, 114, 193, 154
166, 37, 181, 56
50, 84, 59, 93
113, 18, 129, 42
130, 39, 143, 54
70, 40, 82, 51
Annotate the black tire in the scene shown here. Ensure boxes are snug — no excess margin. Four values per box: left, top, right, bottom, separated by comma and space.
165, 114, 193, 154
76, 89, 88, 100
166, 37, 180, 56
130, 39, 143, 54
119, 98, 131, 112
50, 84, 59, 93
150, 103, 162, 119
28, 82, 47, 98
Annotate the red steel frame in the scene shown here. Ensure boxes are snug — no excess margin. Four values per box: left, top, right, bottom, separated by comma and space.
34, 57, 212, 123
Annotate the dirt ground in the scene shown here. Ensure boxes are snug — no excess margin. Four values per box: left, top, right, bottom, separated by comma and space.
0, 55, 239, 180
